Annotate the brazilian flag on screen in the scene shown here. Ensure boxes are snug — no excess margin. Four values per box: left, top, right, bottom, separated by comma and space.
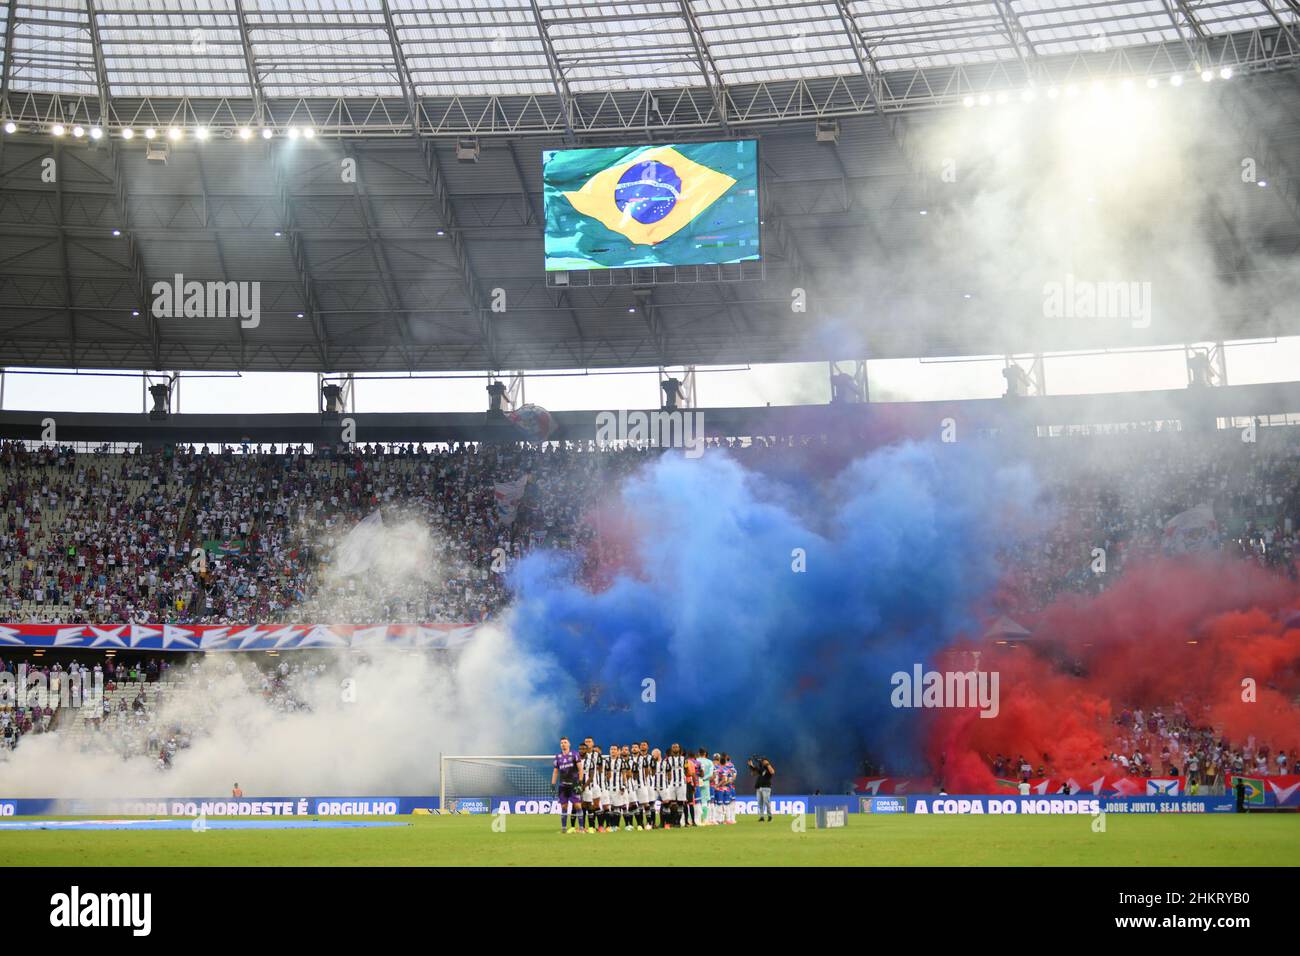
543, 140, 760, 271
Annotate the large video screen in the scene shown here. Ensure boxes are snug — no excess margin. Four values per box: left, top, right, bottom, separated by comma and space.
542, 140, 760, 271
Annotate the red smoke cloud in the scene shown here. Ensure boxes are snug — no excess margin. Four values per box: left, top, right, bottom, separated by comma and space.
928, 558, 1300, 792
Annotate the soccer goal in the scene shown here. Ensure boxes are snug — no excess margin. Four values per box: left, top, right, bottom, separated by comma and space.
439, 755, 556, 811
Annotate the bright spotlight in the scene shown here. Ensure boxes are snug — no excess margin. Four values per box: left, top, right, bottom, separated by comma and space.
1220, 67, 1233, 80
167, 126, 182, 140
287, 127, 301, 140
144, 127, 156, 139
111, 228, 121, 237
120, 127, 134, 139
261, 127, 273, 139
51, 124, 65, 137
2, 121, 14, 134
1020, 88, 1036, 103
195, 126, 209, 140
89, 126, 103, 140
1146, 77, 1159, 89
1258, 180, 1268, 188
238, 127, 252, 140
978, 93, 991, 106
1170, 74, 1184, 87
302, 127, 315, 140
962, 95, 974, 108
1200, 69, 1214, 82
72, 125, 84, 138
918, 209, 928, 216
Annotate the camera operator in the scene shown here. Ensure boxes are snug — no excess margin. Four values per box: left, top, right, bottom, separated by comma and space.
749, 755, 775, 822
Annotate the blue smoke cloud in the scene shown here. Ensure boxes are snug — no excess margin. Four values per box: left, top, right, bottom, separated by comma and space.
504, 441, 1038, 788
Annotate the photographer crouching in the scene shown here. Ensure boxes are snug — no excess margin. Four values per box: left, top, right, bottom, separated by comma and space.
749, 755, 775, 822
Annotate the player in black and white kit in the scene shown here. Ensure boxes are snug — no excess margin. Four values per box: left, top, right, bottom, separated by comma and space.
608, 749, 629, 832
662, 743, 688, 828
629, 742, 652, 830
579, 737, 600, 834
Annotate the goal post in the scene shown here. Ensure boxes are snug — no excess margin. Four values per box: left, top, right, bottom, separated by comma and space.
439, 755, 557, 811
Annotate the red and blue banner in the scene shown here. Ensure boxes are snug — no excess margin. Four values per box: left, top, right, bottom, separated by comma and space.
0, 623, 477, 653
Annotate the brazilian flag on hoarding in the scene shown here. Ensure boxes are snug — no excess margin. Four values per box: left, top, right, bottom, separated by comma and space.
543, 140, 760, 271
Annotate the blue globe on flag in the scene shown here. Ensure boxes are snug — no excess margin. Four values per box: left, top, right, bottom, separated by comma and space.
508, 403, 554, 443
615, 160, 682, 225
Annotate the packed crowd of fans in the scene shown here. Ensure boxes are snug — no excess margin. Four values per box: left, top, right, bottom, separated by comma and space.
2, 424, 1298, 629
0, 652, 327, 761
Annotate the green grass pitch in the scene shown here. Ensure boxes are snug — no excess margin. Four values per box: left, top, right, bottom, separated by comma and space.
4, 814, 1297, 866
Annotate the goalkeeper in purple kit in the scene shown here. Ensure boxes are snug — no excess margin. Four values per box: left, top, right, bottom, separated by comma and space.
551, 736, 582, 834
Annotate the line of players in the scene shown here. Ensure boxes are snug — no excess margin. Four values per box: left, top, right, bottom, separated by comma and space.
550, 736, 739, 833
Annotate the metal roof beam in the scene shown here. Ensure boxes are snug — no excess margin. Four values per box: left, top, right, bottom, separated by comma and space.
342, 140, 415, 371
509, 140, 587, 365
678, 0, 730, 129
1, 0, 18, 115
232, 0, 266, 123
992, 0, 1039, 83
267, 142, 330, 368
195, 149, 245, 368
528, 0, 578, 142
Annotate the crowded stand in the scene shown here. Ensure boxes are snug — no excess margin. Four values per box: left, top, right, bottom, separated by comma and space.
2, 426, 1298, 629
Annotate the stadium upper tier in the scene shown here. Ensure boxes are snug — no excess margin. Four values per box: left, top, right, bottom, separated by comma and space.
0, 4, 1298, 373
1, 422, 1297, 628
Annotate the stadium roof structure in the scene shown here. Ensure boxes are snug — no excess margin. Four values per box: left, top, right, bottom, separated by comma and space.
0, 1, 1298, 374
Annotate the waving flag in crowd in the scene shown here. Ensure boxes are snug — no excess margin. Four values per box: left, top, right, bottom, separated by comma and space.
1163, 503, 1218, 554
494, 476, 530, 525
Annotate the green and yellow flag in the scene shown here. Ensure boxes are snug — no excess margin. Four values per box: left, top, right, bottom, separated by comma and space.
543, 140, 760, 271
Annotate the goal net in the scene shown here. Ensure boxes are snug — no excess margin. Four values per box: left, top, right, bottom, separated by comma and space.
439, 755, 556, 811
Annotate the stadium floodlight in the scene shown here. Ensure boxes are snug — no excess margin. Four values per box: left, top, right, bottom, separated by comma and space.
89, 126, 103, 140
195, 126, 209, 140
52, 124, 65, 136
962, 95, 974, 108
238, 127, 251, 140
167, 126, 182, 140
303, 127, 315, 140
1201, 69, 1214, 82
1258, 180, 1268, 188
72, 125, 84, 138
144, 127, 156, 139
1170, 74, 1184, 87
978, 93, 991, 106
2, 121, 13, 134
440, 755, 557, 812
120, 127, 134, 139
1220, 67, 1233, 80
1146, 77, 1159, 89
287, 127, 300, 140
1020, 88, 1036, 103
261, 127, 273, 139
